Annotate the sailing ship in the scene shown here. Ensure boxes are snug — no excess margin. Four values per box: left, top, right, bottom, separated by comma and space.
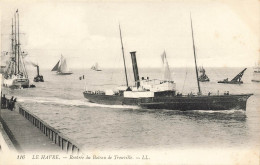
51, 55, 73, 75
3, 10, 30, 89
198, 66, 210, 82
218, 68, 247, 84
83, 19, 253, 111
91, 63, 102, 71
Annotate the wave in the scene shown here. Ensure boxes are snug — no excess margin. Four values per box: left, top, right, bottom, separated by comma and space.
17, 96, 139, 109
192, 109, 246, 114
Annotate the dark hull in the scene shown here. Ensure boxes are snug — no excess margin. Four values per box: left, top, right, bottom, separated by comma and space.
34, 76, 44, 82
218, 81, 243, 84
83, 92, 252, 111
83, 92, 139, 105
199, 79, 210, 82
57, 72, 73, 75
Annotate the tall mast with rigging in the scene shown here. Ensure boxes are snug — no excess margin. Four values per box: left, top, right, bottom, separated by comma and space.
17, 10, 20, 73
119, 24, 129, 87
11, 19, 14, 56
14, 11, 17, 74
11, 18, 14, 75
190, 14, 201, 94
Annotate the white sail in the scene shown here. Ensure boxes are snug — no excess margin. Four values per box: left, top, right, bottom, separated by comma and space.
95, 63, 99, 70
60, 57, 69, 73
161, 51, 172, 81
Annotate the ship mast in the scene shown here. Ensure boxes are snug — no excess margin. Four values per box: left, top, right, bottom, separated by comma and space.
14, 11, 17, 74
190, 14, 201, 94
119, 24, 129, 87
17, 10, 20, 73
11, 18, 15, 75
11, 19, 14, 56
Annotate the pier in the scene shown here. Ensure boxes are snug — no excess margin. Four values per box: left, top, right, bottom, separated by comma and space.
0, 98, 81, 153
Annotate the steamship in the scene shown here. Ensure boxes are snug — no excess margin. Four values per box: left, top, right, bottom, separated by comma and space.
83, 20, 253, 111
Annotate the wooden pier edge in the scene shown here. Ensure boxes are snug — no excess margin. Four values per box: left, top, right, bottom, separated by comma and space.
14, 102, 82, 154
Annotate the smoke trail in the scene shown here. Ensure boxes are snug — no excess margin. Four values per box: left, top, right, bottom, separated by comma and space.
23, 56, 38, 67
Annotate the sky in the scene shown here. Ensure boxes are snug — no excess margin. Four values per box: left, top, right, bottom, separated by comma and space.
0, 0, 259, 69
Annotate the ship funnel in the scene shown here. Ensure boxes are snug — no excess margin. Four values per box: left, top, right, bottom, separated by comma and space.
130, 51, 140, 88
36, 65, 39, 76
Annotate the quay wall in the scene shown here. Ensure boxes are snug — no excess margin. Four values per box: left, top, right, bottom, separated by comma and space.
1, 97, 82, 154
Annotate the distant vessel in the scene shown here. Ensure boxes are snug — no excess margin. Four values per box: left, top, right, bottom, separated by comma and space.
91, 63, 102, 71
3, 10, 30, 89
51, 55, 73, 75
252, 56, 260, 82
34, 65, 44, 82
218, 68, 247, 84
198, 66, 210, 82
252, 67, 260, 82
83, 21, 252, 111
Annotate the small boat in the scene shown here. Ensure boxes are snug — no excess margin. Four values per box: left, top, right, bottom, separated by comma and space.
51, 55, 73, 75
3, 10, 30, 89
33, 65, 44, 82
252, 67, 260, 82
198, 66, 210, 82
91, 63, 102, 71
218, 68, 247, 84
252, 57, 260, 82
83, 21, 253, 111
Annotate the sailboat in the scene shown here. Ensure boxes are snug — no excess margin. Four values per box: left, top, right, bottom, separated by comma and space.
51, 55, 73, 75
91, 63, 102, 71
198, 66, 210, 82
83, 19, 252, 111
3, 10, 30, 89
218, 68, 247, 84
252, 57, 260, 82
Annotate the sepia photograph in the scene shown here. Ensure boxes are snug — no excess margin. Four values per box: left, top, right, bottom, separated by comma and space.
0, 0, 259, 164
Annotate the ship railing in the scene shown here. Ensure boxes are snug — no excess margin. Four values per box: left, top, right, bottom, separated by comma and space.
87, 90, 105, 95
15, 103, 82, 154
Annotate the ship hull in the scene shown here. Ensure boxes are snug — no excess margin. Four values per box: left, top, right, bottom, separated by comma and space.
199, 79, 210, 82
3, 77, 30, 88
139, 94, 252, 111
83, 92, 252, 111
252, 72, 260, 82
218, 81, 243, 84
57, 72, 73, 75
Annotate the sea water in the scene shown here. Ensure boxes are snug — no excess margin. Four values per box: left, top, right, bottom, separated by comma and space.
2, 67, 260, 150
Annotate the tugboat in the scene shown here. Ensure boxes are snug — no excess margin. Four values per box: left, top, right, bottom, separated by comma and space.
83, 19, 253, 111
51, 55, 73, 75
3, 10, 32, 89
198, 66, 210, 82
218, 68, 247, 84
33, 65, 44, 82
